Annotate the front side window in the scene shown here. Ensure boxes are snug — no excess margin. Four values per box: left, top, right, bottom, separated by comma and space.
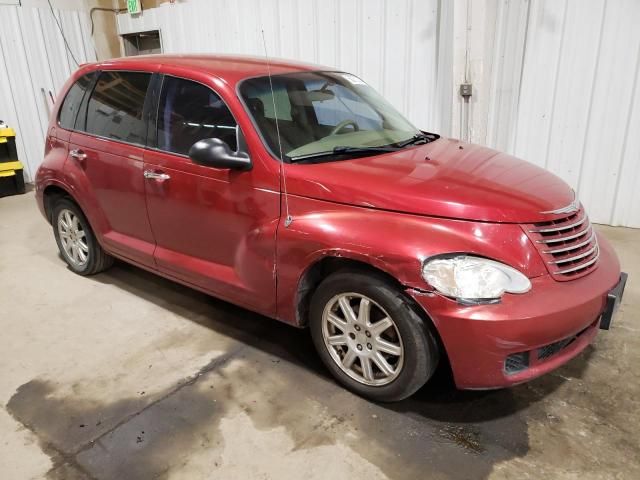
239, 71, 420, 161
157, 76, 238, 156
58, 72, 96, 130
86, 71, 151, 145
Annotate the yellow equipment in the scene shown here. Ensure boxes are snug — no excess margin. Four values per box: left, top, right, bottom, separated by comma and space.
0, 123, 26, 197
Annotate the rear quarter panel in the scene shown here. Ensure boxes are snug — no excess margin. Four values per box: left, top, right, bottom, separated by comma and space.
36, 65, 99, 222
35, 128, 70, 218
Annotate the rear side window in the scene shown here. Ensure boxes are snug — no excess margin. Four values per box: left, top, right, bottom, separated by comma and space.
85, 71, 151, 145
58, 73, 96, 130
157, 76, 238, 156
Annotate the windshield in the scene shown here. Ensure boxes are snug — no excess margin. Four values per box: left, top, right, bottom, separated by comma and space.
239, 71, 422, 161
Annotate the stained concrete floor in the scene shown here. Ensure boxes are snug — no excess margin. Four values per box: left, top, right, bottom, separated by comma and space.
0, 190, 639, 480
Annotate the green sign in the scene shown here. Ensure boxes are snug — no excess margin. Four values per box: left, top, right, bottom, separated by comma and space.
127, 0, 141, 15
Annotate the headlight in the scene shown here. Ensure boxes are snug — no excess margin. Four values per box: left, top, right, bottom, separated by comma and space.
421, 255, 531, 301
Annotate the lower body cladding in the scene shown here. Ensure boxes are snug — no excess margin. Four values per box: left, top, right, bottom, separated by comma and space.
408, 239, 626, 389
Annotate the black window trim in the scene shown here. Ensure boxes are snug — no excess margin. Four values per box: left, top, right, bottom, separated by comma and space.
148, 72, 247, 161
73, 71, 99, 132
143, 72, 163, 148
57, 71, 99, 132
59, 68, 156, 150
57, 69, 247, 160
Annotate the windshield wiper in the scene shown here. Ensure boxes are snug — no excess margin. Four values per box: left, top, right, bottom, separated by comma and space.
395, 133, 430, 148
333, 145, 400, 154
290, 145, 400, 162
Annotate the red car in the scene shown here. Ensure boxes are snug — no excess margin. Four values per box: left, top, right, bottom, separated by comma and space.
36, 55, 627, 401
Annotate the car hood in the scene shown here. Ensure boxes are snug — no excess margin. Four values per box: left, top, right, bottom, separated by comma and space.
284, 137, 575, 223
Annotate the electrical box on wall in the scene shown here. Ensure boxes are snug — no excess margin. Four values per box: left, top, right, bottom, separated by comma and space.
122, 30, 162, 56
460, 83, 472, 98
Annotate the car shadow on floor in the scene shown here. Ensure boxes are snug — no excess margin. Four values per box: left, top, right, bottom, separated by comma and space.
80, 260, 603, 478
92, 259, 592, 424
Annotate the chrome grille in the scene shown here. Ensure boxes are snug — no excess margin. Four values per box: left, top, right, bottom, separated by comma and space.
523, 206, 599, 280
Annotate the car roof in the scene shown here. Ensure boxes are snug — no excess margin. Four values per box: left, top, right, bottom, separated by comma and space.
87, 54, 332, 84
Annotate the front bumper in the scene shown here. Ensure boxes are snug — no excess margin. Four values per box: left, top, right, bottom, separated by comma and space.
408, 233, 624, 389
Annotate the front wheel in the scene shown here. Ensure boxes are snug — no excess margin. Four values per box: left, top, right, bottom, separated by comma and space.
309, 270, 439, 402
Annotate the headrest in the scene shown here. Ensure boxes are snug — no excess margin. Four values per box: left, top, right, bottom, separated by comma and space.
247, 97, 265, 117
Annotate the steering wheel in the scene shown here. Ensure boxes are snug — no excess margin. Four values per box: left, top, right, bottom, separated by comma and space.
329, 119, 359, 136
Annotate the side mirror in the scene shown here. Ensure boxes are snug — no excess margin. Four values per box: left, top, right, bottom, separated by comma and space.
188, 138, 251, 171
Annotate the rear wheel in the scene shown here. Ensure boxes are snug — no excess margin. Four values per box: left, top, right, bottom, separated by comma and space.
52, 198, 113, 275
309, 270, 439, 402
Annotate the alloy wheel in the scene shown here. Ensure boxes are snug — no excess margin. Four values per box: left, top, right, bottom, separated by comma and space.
57, 208, 89, 268
321, 293, 404, 386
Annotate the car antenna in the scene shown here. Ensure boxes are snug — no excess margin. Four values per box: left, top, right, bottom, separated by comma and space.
261, 29, 293, 228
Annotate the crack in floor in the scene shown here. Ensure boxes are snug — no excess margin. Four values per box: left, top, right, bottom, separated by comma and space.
14, 346, 246, 480
72, 345, 246, 458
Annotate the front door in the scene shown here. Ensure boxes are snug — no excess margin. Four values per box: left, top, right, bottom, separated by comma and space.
143, 75, 279, 316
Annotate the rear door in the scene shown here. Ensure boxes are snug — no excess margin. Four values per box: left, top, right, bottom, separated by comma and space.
67, 70, 157, 267
143, 74, 279, 316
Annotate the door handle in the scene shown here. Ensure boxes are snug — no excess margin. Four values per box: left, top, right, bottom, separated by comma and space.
143, 170, 171, 181
70, 149, 87, 161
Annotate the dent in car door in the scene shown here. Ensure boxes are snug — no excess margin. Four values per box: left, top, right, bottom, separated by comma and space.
143, 75, 279, 316
65, 70, 156, 267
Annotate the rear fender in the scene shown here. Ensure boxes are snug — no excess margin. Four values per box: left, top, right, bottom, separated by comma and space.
39, 174, 108, 248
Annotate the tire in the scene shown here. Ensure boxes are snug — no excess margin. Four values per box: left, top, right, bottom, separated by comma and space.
309, 270, 439, 402
52, 198, 114, 275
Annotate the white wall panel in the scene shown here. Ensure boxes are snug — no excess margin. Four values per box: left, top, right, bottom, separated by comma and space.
486, 0, 640, 227
0, 4, 95, 181
117, 0, 447, 133
537, 0, 604, 188
611, 54, 640, 227
484, 0, 530, 152
513, 1, 568, 169
573, 0, 640, 226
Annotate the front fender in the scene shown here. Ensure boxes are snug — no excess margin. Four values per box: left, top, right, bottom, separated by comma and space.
276, 195, 547, 324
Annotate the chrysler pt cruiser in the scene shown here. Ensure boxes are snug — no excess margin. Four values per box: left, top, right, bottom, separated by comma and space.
36, 55, 627, 401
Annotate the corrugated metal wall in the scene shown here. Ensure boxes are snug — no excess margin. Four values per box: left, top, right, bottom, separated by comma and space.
116, 0, 450, 134
0, 3, 96, 181
485, 0, 640, 227
2, 0, 638, 227
483, 0, 531, 152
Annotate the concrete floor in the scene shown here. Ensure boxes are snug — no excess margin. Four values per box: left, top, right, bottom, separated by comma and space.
1, 190, 639, 480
